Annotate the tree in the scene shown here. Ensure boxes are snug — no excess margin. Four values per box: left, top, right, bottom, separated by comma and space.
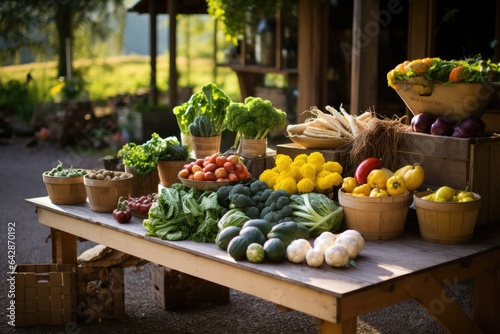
0, 0, 126, 77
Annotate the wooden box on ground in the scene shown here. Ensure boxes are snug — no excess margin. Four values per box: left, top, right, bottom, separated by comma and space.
14, 264, 76, 327
76, 266, 124, 321
396, 132, 500, 226
149, 263, 229, 311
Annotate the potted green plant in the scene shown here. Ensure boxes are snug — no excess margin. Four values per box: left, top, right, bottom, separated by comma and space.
156, 137, 190, 188
117, 132, 166, 196
172, 82, 232, 158
225, 96, 287, 156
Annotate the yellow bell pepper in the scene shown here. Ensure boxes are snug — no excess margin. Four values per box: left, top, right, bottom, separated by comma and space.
433, 186, 455, 202
394, 163, 425, 191
367, 169, 389, 190
352, 183, 371, 197
386, 175, 407, 196
369, 185, 389, 197
421, 193, 435, 201
456, 185, 474, 202
342, 177, 357, 193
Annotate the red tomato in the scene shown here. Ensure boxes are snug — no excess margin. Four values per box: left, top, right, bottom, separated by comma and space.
195, 158, 205, 167
208, 153, 219, 164
178, 168, 190, 179
191, 164, 202, 173
203, 163, 217, 173
193, 171, 205, 181
216, 155, 227, 167
227, 154, 240, 165
204, 171, 216, 181
234, 163, 246, 173
223, 161, 234, 173
227, 172, 238, 182
214, 167, 228, 179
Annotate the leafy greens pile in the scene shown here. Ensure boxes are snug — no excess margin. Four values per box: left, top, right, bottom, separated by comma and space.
143, 183, 222, 242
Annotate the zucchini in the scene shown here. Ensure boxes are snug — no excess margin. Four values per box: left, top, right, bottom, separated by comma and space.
227, 236, 251, 261
215, 226, 241, 250
263, 238, 287, 263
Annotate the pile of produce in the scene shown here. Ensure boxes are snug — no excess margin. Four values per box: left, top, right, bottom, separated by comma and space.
287, 105, 376, 143
411, 113, 486, 138
259, 151, 343, 194
342, 157, 426, 197
178, 152, 250, 182
44, 161, 87, 177
421, 185, 476, 203
387, 55, 500, 88
143, 184, 222, 242
341, 116, 411, 176
128, 193, 157, 217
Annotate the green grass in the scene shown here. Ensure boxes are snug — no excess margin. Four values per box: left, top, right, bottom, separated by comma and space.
0, 55, 241, 106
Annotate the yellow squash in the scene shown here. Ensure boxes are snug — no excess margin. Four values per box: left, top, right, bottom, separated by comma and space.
394, 163, 425, 191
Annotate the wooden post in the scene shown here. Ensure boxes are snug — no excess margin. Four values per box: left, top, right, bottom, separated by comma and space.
51, 228, 77, 264
350, 0, 379, 116
149, 0, 158, 106
168, 0, 178, 108
407, 0, 436, 60
296, 0, 329, 123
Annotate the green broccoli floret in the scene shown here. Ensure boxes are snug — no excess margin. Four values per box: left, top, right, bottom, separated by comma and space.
250, 180, 269, 195
216, 185, 233, 208
259, 206, 273, 220
265, 189, 289, 206
256, 202, 265, 211
276, 196, 290, 210
229, 184, 251, 197
244, 206, 261, 220
229, 193, 255, 209
225, 97, 287, 140
261, 188, 273, 203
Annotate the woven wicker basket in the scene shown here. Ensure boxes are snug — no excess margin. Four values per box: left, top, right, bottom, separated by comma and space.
42, 173, 87, 205
191, 135, 221, 159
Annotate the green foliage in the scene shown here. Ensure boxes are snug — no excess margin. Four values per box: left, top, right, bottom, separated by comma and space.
173, 82, 232, 136
207, 0, 282, 43
117, 132, 179, 175
157, 143, 189, 161
225, 96, 287, 140
0, 79, 36, 124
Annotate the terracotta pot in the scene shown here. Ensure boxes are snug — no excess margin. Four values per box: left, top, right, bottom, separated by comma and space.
157, 160, 188, 187
125, 166, 160, 197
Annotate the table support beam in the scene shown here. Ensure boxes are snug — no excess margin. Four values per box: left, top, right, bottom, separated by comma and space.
50, 228, 77, 264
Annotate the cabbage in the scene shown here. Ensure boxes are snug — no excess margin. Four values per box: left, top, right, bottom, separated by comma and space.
289, 193, 344, 237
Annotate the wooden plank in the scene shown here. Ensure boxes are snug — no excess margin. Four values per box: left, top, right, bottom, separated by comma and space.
406, 273, 483, 334
407, 0, 435, 59
50, 228, 77, 264
474, 266, 500, 333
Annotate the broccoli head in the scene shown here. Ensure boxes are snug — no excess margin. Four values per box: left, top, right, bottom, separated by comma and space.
250, 180, 269, 195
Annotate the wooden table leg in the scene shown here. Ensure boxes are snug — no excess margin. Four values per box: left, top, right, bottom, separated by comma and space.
51, 228, 77, 264
474, 266, 500, 333
316, 317, 356, 334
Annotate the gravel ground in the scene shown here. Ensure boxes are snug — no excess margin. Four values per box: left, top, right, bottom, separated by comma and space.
0, 136, 472, 333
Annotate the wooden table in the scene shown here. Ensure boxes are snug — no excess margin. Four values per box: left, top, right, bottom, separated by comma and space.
26, 197, 500, 334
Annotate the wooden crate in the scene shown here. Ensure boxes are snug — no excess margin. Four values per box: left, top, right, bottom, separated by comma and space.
396, 132, 500, 226
276, 143, 343, 162
76, 266, 124, 321
149, 263, 229, 311
14, 264, 76, 327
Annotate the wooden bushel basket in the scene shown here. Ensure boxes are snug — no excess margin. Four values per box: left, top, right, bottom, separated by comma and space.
239, 138, 267, 157
413, 191, 482, 244
84, 174, 133, 213
338, 189, 411, 240
42, 173, 87, 205
191, 135, 221, 159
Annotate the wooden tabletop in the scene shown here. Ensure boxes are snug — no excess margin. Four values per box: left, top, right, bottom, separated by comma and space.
25, 196, 500, 332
